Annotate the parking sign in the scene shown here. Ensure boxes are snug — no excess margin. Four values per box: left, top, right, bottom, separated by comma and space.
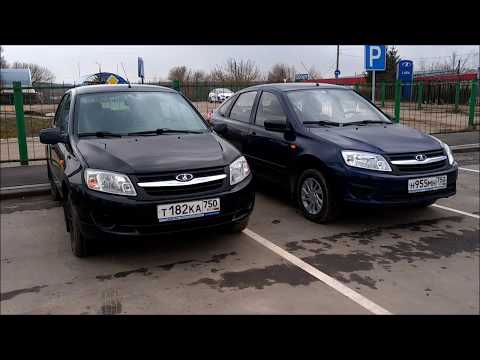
364, 45, 386, 71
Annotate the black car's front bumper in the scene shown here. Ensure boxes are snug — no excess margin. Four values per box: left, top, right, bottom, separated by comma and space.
334, 164, 458, 206
70, 175, 254, 239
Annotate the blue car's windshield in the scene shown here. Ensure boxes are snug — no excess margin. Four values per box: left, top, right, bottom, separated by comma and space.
286, 89, 391, 126
75, 91, 209, 136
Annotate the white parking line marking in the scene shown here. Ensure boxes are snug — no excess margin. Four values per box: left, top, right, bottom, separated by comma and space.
458, 167, 480, 173
432, 204, 480, 219
242, 228, 392, 315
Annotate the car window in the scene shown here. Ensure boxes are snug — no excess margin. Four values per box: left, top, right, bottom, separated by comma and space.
75, 91, 209, 135
229, 91, 257, 123
255, 92, 286, 127
55, 93, 70, 132
286, 89, 390, 125
217, 96, 234, 117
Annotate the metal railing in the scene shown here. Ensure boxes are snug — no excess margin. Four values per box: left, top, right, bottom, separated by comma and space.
354, 80, 479, 134
1, 79, 478, 165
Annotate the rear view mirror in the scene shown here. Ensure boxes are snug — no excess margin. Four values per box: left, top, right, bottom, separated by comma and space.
264, 120, 289, 132
212, 123, 227, 134
39, 128, 68, 145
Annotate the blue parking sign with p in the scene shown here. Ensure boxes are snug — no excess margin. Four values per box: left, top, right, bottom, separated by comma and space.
365, 45, 386, 71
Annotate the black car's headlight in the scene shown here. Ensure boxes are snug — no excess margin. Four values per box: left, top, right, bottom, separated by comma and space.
229, 156, 250, 185
341, 150, 392, 172
84, 169, 137, 196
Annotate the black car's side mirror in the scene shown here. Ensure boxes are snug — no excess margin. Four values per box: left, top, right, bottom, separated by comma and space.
39, 128, 68, 145
264, 120, 290, 132
212, 123, 227, 134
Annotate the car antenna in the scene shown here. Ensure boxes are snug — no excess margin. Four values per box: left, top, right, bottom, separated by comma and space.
121, 62, 131, 88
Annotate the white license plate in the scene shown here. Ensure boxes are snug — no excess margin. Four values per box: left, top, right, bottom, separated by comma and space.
408, 175, 447, 193
157, 198, 220, 222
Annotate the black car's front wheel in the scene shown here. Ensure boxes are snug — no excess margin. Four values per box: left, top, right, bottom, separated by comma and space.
47, 165, 61, 201
297, 169, 340, 223
66, 196, 91, 258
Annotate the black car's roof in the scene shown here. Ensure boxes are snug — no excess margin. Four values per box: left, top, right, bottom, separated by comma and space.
69, 84, 175, 96
240, 82, 349, 93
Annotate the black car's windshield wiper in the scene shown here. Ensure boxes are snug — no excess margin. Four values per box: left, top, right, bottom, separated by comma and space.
78, 131, 123, 138
303, 120, 340, 127
342, 120, 390, 126
127, 128, 203, 136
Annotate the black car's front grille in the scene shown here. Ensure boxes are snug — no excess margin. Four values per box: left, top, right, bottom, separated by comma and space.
136, 166, 226, 183
135, 166, 227, 197
143, 179, 225, 196
387, 149, 447, 173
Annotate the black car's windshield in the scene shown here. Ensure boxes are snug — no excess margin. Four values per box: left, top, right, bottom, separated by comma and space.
75, 91, 209, 136
286, 88, 391, 127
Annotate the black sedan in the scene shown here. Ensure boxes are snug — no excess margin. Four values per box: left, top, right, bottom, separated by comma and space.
210, 83, 457, 223
40, 84, 254, 257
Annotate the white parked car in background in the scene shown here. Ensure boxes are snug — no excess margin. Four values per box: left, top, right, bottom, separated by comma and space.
208, 88, 234, 103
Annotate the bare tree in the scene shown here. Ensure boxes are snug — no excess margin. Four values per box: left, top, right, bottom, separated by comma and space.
168, 65, 190, 82
267, 63, 295, 82
0, 46, 8, 68
11, 62, 55, 84
191, 70, 206, 82
420, 51, 472, 74
210, 58, 260, 83
307, 65, 321, 79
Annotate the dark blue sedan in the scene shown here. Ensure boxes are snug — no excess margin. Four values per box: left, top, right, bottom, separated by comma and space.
211, 83, 457, 223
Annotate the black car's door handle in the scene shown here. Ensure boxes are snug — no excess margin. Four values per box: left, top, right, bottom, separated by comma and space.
250, 131, 257, 136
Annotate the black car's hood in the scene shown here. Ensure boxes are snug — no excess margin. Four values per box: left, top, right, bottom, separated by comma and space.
75, 132, 239, 174
308, 124, 442, 154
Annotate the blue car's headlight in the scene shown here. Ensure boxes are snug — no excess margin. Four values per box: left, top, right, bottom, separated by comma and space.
341, 151, 392, 172
430, 136, 455, 165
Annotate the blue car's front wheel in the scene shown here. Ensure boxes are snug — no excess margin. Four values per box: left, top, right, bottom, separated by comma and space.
297, 169, 341, 223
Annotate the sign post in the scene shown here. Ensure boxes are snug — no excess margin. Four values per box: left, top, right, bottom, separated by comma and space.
365, 45, 386, 103
138, 57, 144, 84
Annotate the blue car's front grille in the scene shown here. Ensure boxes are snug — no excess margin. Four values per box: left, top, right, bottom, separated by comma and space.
387, 149, 448, 173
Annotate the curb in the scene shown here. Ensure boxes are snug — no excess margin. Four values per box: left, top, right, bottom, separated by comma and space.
0, 183, 51, 200
450, 143, 480, 153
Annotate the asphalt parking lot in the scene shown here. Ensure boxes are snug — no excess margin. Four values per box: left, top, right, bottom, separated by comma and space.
1, 151, 478, 315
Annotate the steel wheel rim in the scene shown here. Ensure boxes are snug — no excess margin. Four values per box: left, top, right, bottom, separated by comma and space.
301, 177, 324, 215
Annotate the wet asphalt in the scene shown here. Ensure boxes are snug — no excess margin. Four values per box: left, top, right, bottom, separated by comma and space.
1, 151, 478, 314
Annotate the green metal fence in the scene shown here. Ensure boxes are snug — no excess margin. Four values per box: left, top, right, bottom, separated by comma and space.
1, 80, 478, 165
355, 79, 479, 133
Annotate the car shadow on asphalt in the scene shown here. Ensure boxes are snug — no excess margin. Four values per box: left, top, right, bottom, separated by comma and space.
91, 226, 240, 259
253, 180, 442, 229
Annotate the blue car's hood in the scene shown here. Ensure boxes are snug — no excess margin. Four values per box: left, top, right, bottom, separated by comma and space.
308, 124, 442, 154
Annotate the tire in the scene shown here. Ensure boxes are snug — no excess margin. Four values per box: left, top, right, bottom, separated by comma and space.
228, 217, 249, 233
296, 168, 341, 223
47, 165, 61, 201
66, 196, 91, 257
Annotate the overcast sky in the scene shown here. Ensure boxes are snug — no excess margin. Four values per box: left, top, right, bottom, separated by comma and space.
3, 45, 479, 83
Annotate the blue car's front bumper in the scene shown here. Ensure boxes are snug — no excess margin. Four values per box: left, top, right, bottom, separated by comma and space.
333, 163, 458, 206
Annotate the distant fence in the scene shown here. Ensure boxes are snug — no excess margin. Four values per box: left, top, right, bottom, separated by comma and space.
1, 79, 478, 164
